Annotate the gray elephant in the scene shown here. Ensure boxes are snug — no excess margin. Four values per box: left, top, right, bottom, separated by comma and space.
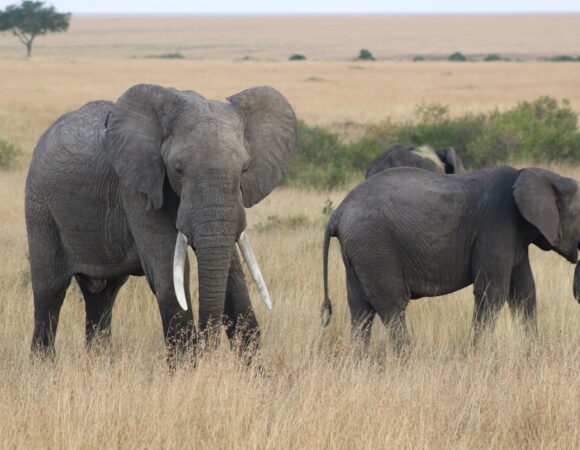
321, 166, 580, 351
25, 83, 297, 363
365, 145, 464, 179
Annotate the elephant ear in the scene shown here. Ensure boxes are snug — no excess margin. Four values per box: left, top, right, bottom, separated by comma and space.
513, 168, 574, 246
441, 147, 464, 173
227, 86, 298, 207
104, 84, 183, 210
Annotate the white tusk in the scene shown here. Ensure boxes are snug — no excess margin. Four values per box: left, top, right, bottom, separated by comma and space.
173, 231, 189, 311
238, 231, 272, 310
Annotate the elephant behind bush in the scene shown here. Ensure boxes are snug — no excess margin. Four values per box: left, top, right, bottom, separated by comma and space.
365, 145, 464, 179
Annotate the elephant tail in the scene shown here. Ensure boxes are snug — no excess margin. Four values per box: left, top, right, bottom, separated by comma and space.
321, 218, 337, 327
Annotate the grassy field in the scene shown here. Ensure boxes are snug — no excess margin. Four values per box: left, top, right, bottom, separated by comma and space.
0, 15, 579, 449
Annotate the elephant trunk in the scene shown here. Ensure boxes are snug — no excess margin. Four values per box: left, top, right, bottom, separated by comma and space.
574, 262, 580, 303
195, 233, 236, 331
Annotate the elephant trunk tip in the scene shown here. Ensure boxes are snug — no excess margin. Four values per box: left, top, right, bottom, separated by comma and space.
321, 298, 332, 327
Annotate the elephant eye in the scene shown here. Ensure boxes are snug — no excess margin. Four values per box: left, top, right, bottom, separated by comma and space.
175, 164, 184, 175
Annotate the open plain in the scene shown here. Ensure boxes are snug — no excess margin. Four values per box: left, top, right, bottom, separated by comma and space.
0, 15, 579, 449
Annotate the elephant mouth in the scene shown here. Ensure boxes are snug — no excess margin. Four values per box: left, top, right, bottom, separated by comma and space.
172, 231, 272, 311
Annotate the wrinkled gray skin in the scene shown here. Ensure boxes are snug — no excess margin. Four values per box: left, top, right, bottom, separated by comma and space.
25, 84, 297, 363
322, 166, 580, 352
365, 146, 464, 179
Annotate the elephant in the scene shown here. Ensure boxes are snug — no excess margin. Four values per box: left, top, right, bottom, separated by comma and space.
25, 83, 297, 363
365, 145, 463, 179
321, 165, 580, 352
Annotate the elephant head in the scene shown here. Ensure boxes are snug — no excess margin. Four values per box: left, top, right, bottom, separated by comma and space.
365, 145, 463, 179
103, 84, 297, 325
513, 168, 580, 301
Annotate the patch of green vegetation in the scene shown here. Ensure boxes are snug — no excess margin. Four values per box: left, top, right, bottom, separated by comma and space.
413, 55, 426, 61
284, 97, 580, 188
289, 53, 306, 61
0, 138, 21, 169
254, 214, 310, 232
545, 55, 579, 62
448, 51, 467, 61
147, 52, 185, 59
304, 76, 325, 82
357, 49, 375, 61
484, 54, 504, 62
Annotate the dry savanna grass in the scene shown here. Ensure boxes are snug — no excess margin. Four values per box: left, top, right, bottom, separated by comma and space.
0, 15, 579, 449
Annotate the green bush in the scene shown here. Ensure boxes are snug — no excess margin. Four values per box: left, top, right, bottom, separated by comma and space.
468, 97, 580, 165
448, 51, 467, 61
413, 55, 425, 61
147, 52, 185, 59
0, 138, 21, 169
484, 54, 503, 62
283, 97, 580, 188
283, 120, 358, 188
357, 49, 375, 61
289, 53, 306, 61
545, 55, 577, 62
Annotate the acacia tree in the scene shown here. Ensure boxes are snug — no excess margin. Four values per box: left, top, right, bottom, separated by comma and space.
0, 1, 70, 56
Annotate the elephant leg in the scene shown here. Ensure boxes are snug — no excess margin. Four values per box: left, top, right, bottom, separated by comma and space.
27, 200, 72, 358
471, 264, 510, 345
377, 304, 411, 355
30, 283, 69, 358
154, 253, 196, 366
223, 250, 260, 358
76, 275, 128, 351
345, 261, 376, 352
508, 254, 537, 335
124, 201, 196, 367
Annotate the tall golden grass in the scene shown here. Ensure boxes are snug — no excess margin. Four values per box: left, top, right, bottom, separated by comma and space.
0, 16, 579, 448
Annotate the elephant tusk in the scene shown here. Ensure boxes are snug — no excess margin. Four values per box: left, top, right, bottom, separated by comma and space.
173, 231, 189, 311
238, 231, 272, 310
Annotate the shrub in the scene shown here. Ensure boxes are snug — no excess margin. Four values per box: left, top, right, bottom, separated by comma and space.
484, 54, 503, 62
364, 97, 580, 169
448, 51, 467, 61
413, 55, 425, 61
148, 52, 185, 59
283, 97, 580, 189
289, 54, 306, 61
283, 120, 357, 188
0, 138, 21, 169
469, 97, 580, 165
546, 55, 576, 62
357, 49, 375, 61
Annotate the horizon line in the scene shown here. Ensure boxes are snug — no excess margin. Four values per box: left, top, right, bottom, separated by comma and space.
69, 11, 580, 16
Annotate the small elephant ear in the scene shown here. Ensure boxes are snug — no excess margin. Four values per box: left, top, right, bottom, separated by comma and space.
442, 147, 464, 173
227, 86, 298, 207
513, 168, 572, 245
104, 84, 183, 210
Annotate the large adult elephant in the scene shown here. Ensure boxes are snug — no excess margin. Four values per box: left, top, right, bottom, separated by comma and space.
25, 84, 297, 362
321, 166, 580, 351
365, 145, 463, 179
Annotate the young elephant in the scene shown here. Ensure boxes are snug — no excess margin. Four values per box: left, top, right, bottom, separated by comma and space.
365, 145, 463, 179
321, 166, 580, 351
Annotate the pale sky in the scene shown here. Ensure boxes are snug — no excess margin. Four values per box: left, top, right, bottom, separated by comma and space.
0, 0, 579, 14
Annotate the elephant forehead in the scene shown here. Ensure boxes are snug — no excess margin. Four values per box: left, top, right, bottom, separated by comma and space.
178, 101, 244, 133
